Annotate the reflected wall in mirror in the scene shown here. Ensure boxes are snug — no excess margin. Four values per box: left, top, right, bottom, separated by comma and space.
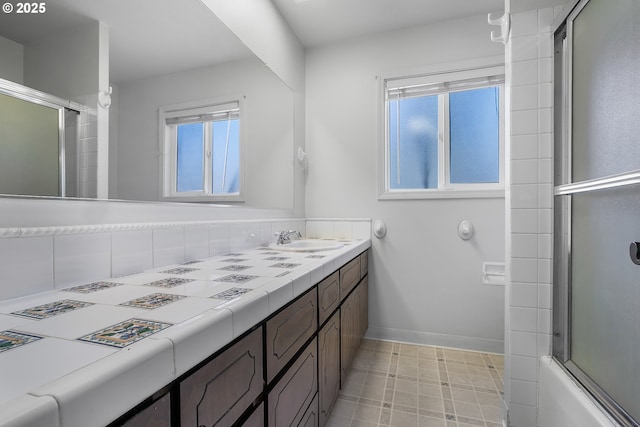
0, 0, 295, 210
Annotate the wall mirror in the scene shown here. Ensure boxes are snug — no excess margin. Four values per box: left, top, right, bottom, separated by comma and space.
0, 0, 295, 210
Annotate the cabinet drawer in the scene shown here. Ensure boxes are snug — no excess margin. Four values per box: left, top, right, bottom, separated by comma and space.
339, 256, 361, 301
317, 271, 340, 325
180, 327, 263, 427
360, 250, 368, 278
266, 288, 317, 383
120, 393, 171, 427
268, 338, 318, 427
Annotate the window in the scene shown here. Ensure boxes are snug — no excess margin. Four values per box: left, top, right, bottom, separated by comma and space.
380, 65, 504, 199
160, 97, 243, 202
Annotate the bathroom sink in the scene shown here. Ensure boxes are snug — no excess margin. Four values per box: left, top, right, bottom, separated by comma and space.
268, 239, 343, 252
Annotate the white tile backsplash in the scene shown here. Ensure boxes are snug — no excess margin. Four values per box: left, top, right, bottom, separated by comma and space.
184, 226, 210, 261
54, 232, 111, 289
209, 223, 230, 256
153, 227, 185, 267
112, 230, 153, 278
0, 236, 54, 300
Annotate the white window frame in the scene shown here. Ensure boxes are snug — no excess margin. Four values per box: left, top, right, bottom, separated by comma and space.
378, 58, 505, 200
159, 95, 245, 203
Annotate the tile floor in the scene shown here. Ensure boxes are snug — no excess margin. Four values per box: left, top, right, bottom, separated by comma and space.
326, 339, 504, 427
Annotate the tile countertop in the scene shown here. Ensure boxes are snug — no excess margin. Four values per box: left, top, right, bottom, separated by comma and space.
0, 238, 370, 427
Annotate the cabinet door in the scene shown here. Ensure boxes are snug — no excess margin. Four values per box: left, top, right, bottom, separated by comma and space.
180, 327, 263, 427
318, 271, 340, 325
299, 394, 319, 427
340, 292, 355, 386
240, 403, 264, 427
318, 311, 340, 427
358, 277, 369, 340
339, 257, 361, 302
268, 338, 318, 427
266, 288, 317, 384
120, 393, 171, 427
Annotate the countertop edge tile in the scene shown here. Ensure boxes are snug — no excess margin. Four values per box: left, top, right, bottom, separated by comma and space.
0, 394, 59, 427
152, 308, 234, 377
30, 338, 175, 427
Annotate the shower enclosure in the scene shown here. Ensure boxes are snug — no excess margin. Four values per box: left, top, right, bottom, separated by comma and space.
553, 1, 640, 426
0, 79, 86, 198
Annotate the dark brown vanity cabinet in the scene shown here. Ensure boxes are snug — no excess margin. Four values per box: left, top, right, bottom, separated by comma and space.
340, 254, 369, 387
317, 271, 340, 325
266, 288, 318, 383
339, 256, 361, 301
179, 327, 263, 427
240, 403, 264, 427
299, 395, 320, 427
268, 338, 318, 427
318, 310, 340, 427
119, 393, 171, 427
114, 249, 369, 427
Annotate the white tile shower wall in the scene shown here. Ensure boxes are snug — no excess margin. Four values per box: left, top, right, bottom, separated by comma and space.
0, 218, 361, 302
78, 108, 98, 199
506, 6, 564, 427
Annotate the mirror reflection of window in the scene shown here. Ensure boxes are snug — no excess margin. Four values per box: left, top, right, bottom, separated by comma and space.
161, 98, 243, 202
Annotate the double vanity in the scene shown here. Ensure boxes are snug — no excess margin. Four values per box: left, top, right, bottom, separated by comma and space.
0, 237, 370, 427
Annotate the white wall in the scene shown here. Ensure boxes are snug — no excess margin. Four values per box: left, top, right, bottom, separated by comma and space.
305, 15, 506, 352
115, 56, 294, 210
0, 35, 23, 84
23, 23, 100, 102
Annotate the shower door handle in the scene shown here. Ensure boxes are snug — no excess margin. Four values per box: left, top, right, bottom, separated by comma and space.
629, 242, 640, 265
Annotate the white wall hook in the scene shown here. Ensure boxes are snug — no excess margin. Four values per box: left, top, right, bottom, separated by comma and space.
488, 12, 510, 44
458, 220, 474, 240
98, 86, 112, 109
297, 146, 308, 169
373, 219, 387, 239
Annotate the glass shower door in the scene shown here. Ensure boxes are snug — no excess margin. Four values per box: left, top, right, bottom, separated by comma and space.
554, 0, 640, 425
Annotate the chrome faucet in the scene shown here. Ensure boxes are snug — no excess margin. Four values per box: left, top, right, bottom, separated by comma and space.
275, 230, 302, 245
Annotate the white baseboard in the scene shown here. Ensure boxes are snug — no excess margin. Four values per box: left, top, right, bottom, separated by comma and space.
365, 326, 504, 354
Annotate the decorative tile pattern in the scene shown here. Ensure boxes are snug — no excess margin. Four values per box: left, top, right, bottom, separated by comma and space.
306, 254, 326, 259
11, 300, 93, 320
261, 251, 281, 256
220, 258, 249, 263
211, 287, 252, 301
276, 271, 292, 277
264, 256, 290, 261
182, 260, 203, 265
325, 339, 504, 427
160, 267, 199, 275
144, 277, 195, 288
64, 281, 123, 294
224, 252, 244, 257
269, 263, 301, 269
213, 274, 258, 284
217, 265, 252, 272
78, 318, 172, 348
119, 293, 186, 309
0, 330, 43, 353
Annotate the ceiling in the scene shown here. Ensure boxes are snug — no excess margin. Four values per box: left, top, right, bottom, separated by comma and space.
0, 0, 511, 84
271, 0, 505, 48
0, 0, 253, 84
